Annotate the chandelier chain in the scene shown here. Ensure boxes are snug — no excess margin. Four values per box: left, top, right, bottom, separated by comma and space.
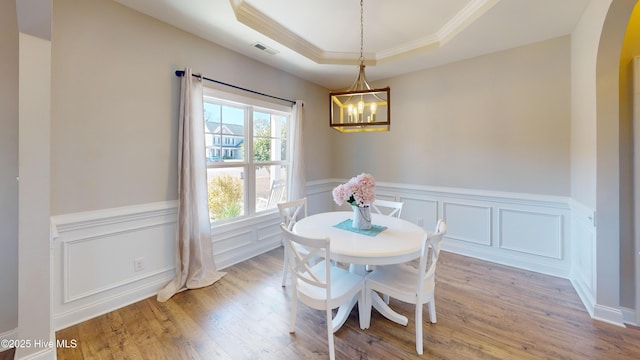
359, 0, 364, 64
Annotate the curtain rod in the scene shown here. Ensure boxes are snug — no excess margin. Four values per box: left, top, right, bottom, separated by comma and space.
175, 70, 296, 105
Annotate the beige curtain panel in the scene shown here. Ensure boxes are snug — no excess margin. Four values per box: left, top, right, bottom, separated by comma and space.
157, 68, 225, 302
289, 101, 306, 200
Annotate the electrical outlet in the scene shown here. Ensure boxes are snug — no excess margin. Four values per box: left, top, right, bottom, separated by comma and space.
417, 218, 424, 227
134, 257, 145, 271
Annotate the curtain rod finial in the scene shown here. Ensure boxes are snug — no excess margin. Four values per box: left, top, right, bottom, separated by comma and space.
175, 70, 185, 77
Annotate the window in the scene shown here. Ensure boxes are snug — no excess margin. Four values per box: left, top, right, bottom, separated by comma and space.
203, 89, 290, 224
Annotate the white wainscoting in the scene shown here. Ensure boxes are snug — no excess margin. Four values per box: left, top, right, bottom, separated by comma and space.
50, 181, 336, 330
568, 200, 624, 326
373, 182, 572, 278
51, 180, 608, 329
569, 199, 597, 318
51, 201, 179, 330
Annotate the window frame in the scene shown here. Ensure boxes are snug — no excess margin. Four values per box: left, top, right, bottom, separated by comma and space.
203, 87, 292, 225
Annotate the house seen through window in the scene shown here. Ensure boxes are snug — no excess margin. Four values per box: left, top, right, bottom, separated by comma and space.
204, 89, 290, 223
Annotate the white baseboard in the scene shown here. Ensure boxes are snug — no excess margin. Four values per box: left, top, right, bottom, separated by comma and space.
621, 307, 637, 326
52, 272, 173, 330
593, 304, 626, 327
0, 328, 17, 352
570, 275, 595, 317
14, 348, 55, 360
1, 329, 56, 360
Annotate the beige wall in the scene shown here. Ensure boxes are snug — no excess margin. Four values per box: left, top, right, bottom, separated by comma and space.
570, 0, 605, 210
333, 36, 571, 196
51, 0, 330, 215
0, 0, 19, 335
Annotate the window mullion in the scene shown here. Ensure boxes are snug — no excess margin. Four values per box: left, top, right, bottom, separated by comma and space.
245, 106, 255, 216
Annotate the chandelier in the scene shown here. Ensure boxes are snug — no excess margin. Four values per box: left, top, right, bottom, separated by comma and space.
330, 0, 390, 133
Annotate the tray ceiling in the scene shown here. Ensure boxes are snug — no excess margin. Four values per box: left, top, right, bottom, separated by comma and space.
115, 0, 590, 89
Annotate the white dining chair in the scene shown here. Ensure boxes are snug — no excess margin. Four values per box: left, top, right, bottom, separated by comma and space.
280, 224, 365, 360
364, 219, 446, 355
371, 199, 404, 218
278, 197, 307, 286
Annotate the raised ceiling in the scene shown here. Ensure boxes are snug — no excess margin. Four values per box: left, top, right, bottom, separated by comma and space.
115, 0, 590, 89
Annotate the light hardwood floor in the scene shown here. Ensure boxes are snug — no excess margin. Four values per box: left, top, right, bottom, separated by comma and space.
56, 248, 640, 359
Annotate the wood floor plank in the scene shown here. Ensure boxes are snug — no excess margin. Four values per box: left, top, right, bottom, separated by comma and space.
100, 311, 146, 360
155, 295, 232, 359
115, 302, 160, 358
0, 348, 15, 360
55, 325, 85, 360
56, 248, 640, 359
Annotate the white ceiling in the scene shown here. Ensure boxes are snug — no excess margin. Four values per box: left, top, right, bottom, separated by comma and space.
114, 0, 590, 90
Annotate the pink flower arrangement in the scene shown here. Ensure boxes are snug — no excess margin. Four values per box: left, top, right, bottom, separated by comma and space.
332, 173, 376, 207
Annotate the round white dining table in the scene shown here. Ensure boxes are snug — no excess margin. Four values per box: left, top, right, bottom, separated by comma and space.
293, 211, 425, 265
292, 211, 426, 330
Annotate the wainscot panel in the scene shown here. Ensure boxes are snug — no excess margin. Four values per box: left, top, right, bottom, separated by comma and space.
569, 199, 597, 318
443, 201, 492, 246
307, 180, 340, 215
498, 208, 562, 259
51, 201, 179, 330
398, 196, 439, 230
211, 211, 282, 269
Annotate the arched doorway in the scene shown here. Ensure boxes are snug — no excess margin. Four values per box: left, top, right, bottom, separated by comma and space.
595, 0, 637, 325
627, 2, 640, 326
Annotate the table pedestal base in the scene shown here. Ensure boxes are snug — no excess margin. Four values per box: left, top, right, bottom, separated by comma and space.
332, 296, 358, 332
332, 264, 408, 331
369, 292, 408, 327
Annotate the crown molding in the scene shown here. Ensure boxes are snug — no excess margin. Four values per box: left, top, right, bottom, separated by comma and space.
231, 0, 501, 65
